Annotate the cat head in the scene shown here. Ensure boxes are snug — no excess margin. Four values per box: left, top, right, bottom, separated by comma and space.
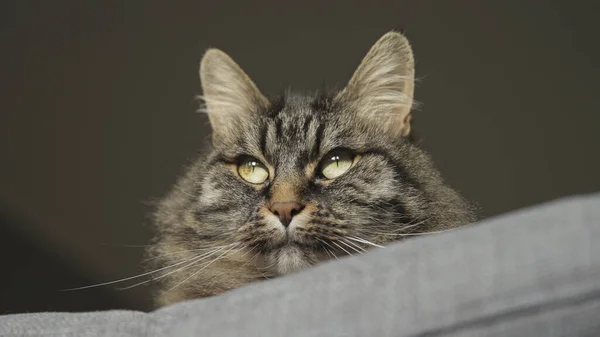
155, 32, 475, 281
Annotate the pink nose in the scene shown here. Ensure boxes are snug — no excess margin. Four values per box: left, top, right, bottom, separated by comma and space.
269, 201, 305, 227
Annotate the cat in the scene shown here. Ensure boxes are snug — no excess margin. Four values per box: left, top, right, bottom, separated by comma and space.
146, 31, 477, 307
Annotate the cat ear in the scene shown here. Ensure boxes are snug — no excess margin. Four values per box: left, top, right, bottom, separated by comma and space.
199, 49, 269, 143
336, 31, 415, 137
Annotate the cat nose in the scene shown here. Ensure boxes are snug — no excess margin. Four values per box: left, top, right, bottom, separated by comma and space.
270, 201, 305, 227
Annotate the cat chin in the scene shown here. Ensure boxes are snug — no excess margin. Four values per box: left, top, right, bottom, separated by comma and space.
272, 245, 312, 275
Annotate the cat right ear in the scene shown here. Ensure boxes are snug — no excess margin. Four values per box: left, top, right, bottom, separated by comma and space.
199, 49, 269, 144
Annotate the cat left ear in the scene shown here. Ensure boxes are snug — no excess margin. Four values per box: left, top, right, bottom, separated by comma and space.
199, 49, 269, 144
336, 31, 415, 137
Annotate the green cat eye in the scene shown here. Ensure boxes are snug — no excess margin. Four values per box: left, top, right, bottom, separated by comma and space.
238, 157, 269, 184
320, 150, 355, 180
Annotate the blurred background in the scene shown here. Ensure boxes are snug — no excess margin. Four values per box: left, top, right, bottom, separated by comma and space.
1, 1, 598, 313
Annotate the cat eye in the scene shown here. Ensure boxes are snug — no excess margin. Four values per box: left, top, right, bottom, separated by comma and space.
237, 157, 269, 184
320, 149, 355, 180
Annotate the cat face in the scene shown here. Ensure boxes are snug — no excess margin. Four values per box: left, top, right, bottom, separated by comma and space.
150, 32, 475, 303
196, 94, 426, 274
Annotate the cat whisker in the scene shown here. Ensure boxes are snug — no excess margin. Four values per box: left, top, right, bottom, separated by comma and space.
256, 267, 274, 280
144, 245, 236, 262
237, 245, 255, 260
245, 246, 263, 267
339, 239, 364, 255
101, 241, 238, 249
330, 240, 353, 257
318, 242, 337, 260
116, 245, 237, 290
61, 245, 233, 291
345, 236, 385, 248
257, 258, 278, 274
327, 248, 339, 260
160, 245, 240, 295
100, 243, 150, 248
403, 228, 461, 236
243, 246, 276, 279
321, 245, 335, 260
395, 219, 428, 232
316, 238, 339, 260
367, 227, 459, 237
341, 238, 367, 253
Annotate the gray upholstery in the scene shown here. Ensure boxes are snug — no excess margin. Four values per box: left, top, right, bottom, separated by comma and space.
2, 193, 599, 337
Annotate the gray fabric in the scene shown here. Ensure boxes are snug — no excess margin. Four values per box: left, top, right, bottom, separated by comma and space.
2, 193, 599, 337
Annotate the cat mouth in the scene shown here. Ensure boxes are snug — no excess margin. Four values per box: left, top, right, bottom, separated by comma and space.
267, 233, 305, 251
251, 214, 325, 257
247, 224, 332, 275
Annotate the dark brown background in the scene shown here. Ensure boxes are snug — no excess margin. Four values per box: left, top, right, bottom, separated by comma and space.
1, 1, 598, 313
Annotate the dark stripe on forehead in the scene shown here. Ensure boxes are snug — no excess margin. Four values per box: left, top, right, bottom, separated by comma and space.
263, 122, 278, 164
302, 115, 313, 135
266, 94, 286, 118
310, 91, 334, 113
311, 123, 325, 160
275, 117, 283, 140
287, 116, 301, 139
259, 122, 268, 155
